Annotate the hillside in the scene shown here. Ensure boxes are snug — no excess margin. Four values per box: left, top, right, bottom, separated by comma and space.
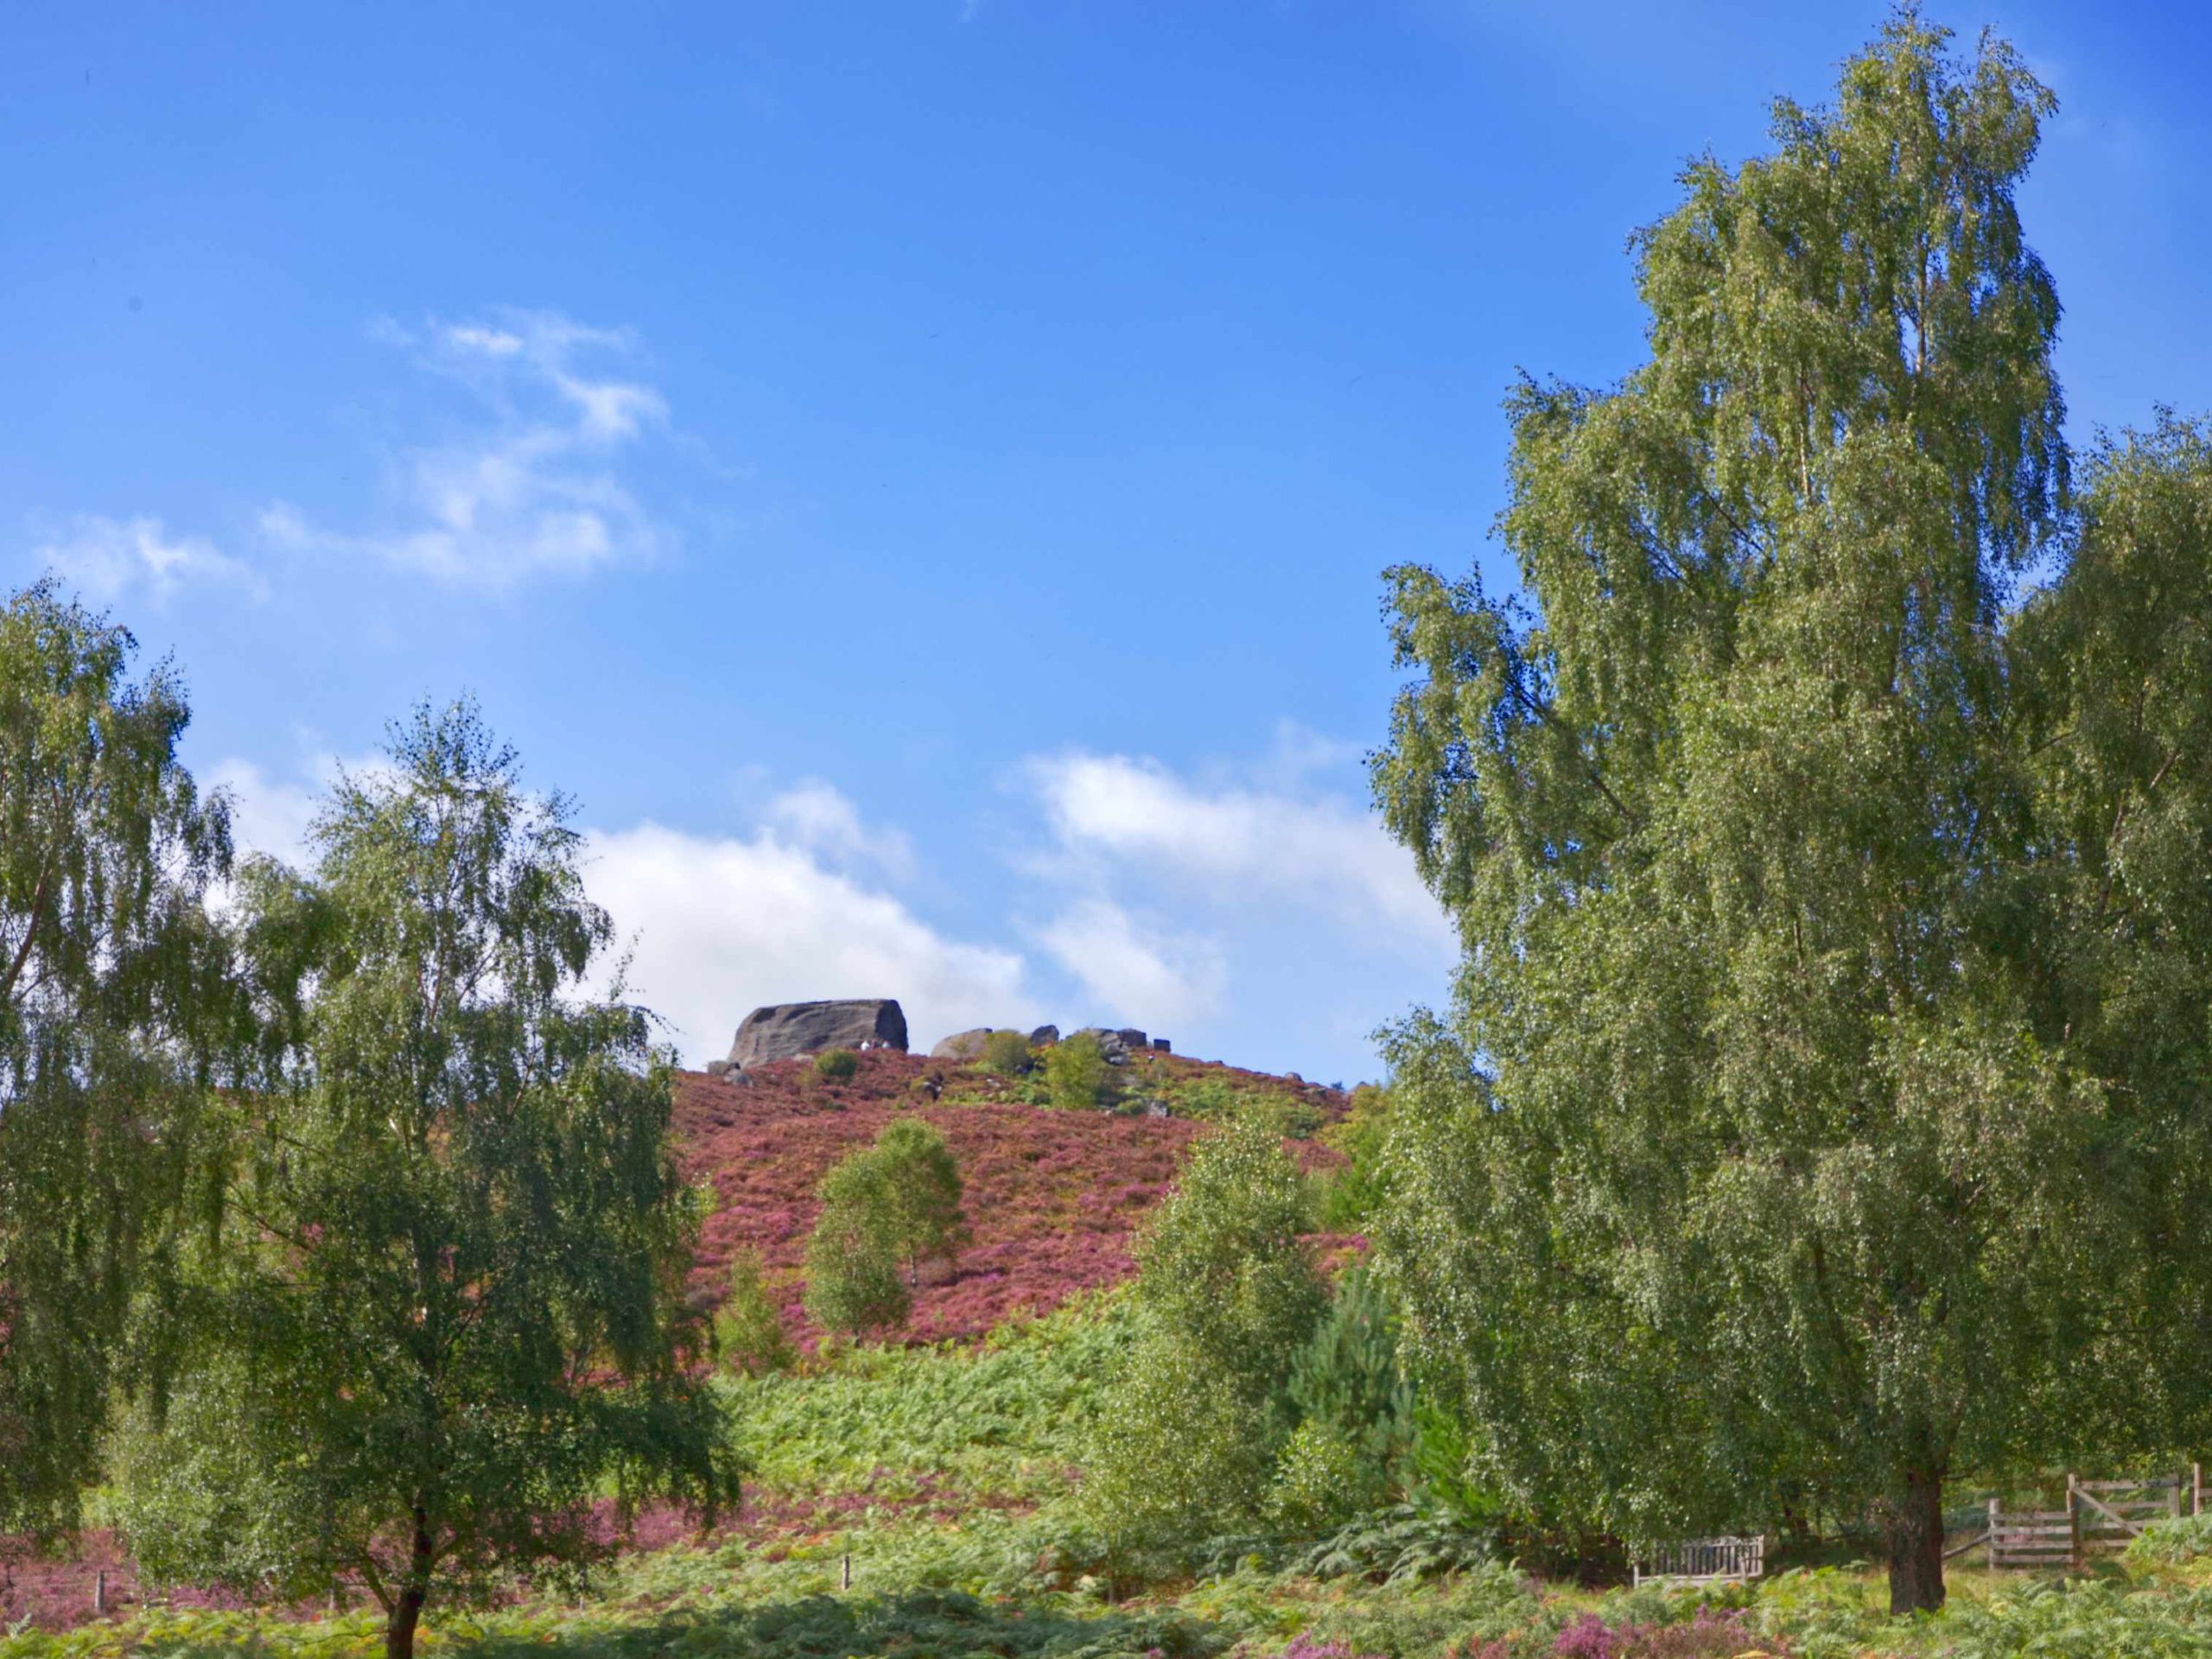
673, 1043, 1350, 1345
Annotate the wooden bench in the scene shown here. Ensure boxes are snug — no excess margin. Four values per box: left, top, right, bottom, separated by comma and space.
1631, 1535, 1764, 1587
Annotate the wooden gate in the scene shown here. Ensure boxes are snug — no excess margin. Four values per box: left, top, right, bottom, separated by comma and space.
1983, 1474, 2185, 1570
2070, 1474, 2182, 1554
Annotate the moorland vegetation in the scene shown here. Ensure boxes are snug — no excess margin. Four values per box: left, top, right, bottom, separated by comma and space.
5, 10, 2212, 1658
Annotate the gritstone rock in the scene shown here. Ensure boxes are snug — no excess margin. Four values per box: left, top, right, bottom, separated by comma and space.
727, 999, 908, 1068
1071, 1027, 1131, 1065
931, 1027, 995, 1061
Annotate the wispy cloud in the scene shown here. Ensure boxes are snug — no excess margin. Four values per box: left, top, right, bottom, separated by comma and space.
30, 514, 264, 607
1033, 897, 1226, 1033
1024, 748, 1447, 939
262, 309, 674, 590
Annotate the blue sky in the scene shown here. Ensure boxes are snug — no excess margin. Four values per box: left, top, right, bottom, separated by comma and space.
6, 2, 2208, 1084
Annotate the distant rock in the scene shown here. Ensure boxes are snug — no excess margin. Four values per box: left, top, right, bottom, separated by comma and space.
1153, 1038, 1172, 1054
1027, 1024, 1061, 1047
727, 999, 908, 1068
1114, 1027, 1149, 1051
704, 1059, 754, 1084
1071, 1027, 1132, 1065
931, 1027, 995, 1061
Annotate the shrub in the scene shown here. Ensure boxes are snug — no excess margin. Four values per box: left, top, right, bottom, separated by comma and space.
715, 1248, 797, 1374
979, 1028, 1034, 1075
1046, 1032, 1115, 1110
1319, 1084, 1394, 1227
804, 1153, 911, 1338
874, 1116, 971, 1284
815, 1046, 859, 1081
803, 1118, 970, 1337
1083, 1118, 1325, 1559
2125, 1510, 2212, 1566
1267, 1421, 1375, 1533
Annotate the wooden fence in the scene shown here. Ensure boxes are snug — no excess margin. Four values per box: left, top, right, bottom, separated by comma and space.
1975, 1472, 2187, 1570
1631, 1535, 1764, 1587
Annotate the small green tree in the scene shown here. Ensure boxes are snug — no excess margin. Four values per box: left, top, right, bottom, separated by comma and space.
803, 1117, 968, 1334
1082, 1116, 1325, 1561
1045, 1032, 1113, 1109
1318, 1085, 1394, 1228
804, 1149, 910, 1338
119, 702, 737, 1659
814, 1046, 858, 1081
874, 1116, 969, 1285
715, 1249, 797, 1375
977, 1028, 1033, 1075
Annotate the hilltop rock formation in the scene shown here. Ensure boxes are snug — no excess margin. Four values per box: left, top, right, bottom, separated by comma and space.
1071, 1026, 1163, 1065
930, 1027, 995, 1061
727, 999, 907, 1068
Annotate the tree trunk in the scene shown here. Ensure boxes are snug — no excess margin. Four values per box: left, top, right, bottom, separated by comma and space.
1885, 1467, 1947, 1615
384, 1509, 435, 1659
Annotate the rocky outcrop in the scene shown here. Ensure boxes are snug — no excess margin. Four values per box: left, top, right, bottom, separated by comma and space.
1027, 1024, 1061, 1047
1066, 1026, 1172, 1065
931, 1027, 995, 1061
727, 999, 908, 1068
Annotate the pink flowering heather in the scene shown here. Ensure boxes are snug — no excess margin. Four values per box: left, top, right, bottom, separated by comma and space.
673, 1047, 1350, 1347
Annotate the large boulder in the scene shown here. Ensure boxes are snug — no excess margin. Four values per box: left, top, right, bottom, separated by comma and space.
1027, 1024, 1061, 1047
727, 999, 907, 1068
931, 1027, 995, 1061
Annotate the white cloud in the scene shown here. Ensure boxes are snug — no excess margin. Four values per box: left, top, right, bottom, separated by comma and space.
761, 779, 915, 880
206, 756, 321, 867
587, 821, 1036, 1066
1033, 898, 1225, 1033
1025, 750, 1447, 940
263, 309, 673, 590
201, 753, 1033, 1066
32, 514, 263, 606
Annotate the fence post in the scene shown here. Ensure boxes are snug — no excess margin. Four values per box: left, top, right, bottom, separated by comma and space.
93, 1570, 105, 1615
842, 1553, 851, 1591
2196, 1463, 2203, 1517
2068, 1473, 2082, 1571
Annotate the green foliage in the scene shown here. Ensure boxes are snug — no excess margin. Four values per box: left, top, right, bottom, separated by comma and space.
715, 1249, 797, 1376
1369, 12, 2212, 1615
120, 700, 738, 1659
2126, 1512, 2212, 1568
1287, 1267, 1414, 1495
1291, 1505, 1495, 1586
1046, 1031, 1115, 1110
1319, 1086, 1394, 1228
106, 1355, 316, 1599
0, 579, 233, 1534
814, 1046, 859, 1081
727, 1294, 1139, 1502
804, 1117, 969, 1338
978, 1028, 1034, 1075
804, 1151, 911, 1339
1267, 1421, 1379, 1534
873, 1116, 970, 1283
1084, 1117, 1326, 1560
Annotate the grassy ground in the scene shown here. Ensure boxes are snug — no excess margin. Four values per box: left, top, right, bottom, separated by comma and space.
17, 1294, 2212, 1656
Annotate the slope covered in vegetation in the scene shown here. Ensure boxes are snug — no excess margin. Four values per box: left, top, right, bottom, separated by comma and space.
674, 1046, 1348, 1346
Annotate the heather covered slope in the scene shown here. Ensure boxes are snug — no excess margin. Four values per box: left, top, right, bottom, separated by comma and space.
673, 1045, 1349, 1345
